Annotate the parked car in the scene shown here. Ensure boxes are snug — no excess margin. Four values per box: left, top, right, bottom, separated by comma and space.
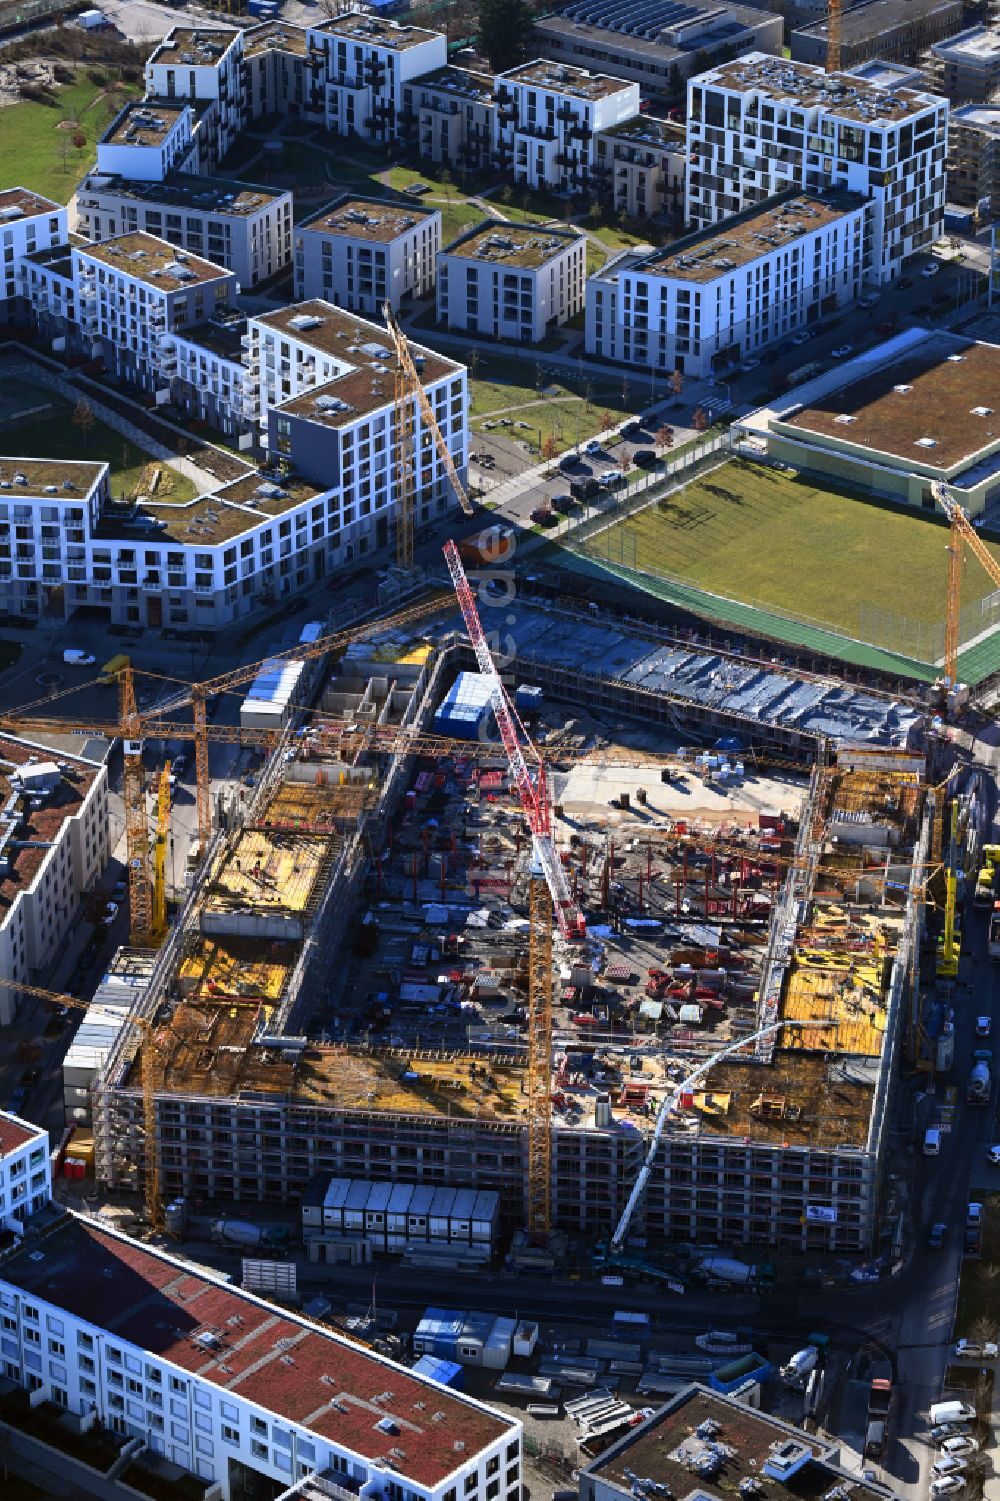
100, 901, 119, 927
791, 330, 813, 346
932, 1458, 967, 1478
633, 450, 658, 468
621, 421, 644, 441
928, 1222, 947, 1249
977, 1016, 991, 1036
601, 469, 625, 487
897, 275, 914, 288
968, 1202, 983, 1228
572, 1013, 600, 1027
738, 357, 761, 372
832, 344, 854, 358
859, 292, 881, 309
954, 1340, 997, 1361
584, 438, 603, 455
942, 1437, 980, 1455
63, 649, 96, 666
931, 1425, 969, 1444
929, 1476, 965, 1497
922, 261, 941, 277
988, 1144, 1000, 1164
551, 494, 575, 514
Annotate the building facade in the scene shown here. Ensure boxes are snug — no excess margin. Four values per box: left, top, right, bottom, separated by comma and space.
790, 0, 964, 70
587, 191, 871, 376
74, 175, 293, 289
294, 196, 440, 314
923, 24, 1000, 103
437, 221, 585, 341
0, 719, 110, 1014
0, 1114, 51, 1228
685, 54, 948, 282
593, 116, 686, 220
305, 13, 447, 143
144, 26, 244, 168
400, 66, 496, 172
0, 189, 67, 321
494, 61, 640, 195
946, 104, 1000, 219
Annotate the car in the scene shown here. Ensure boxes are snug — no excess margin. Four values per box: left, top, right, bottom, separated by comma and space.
897, 275, 914, 288
930, 1477, 965, 1497
931, 1425, 968, 1444
100, 901, 119, 927
738, 357, 761, 372
942, 1437, 980, 1456
633, 450, 658, 468
791, 330, 813, 345
922, 261, 941, 277
954, 1340, 997, 1361
832, 344, 854, 358
932, 1458, 967, 1478
601, 469, 625, 487
558, 454, 580, 473
63, 649, 96, 666
928, 1222, 947, 1248
859, 292, 881, 308
621, 421, 644, 441
572, 1013, 600, 1027
988, 1145, 1000, 1164
551, 494, 574, 514
968, 1202, 983, 1228
584, 439, 603, 456
977, 1016, 991, 1037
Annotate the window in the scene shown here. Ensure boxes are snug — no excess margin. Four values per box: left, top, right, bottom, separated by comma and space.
465, 1478, 478, 1495
251, 1417, 267, 1436
251, 1439, 268, 1461
222, 1425, 239, 1446
170, 1376, 187, 1394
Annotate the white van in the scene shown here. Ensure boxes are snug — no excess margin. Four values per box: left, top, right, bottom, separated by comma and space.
924, 1127, 942, 1156
930, 1402, 976, 1426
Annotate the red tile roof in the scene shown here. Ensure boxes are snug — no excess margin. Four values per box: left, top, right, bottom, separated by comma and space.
0, 1113, 42, 1156
1, 1216, 513, 1485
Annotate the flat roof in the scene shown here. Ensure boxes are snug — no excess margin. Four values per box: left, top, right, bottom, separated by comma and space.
632, 191, 862, 283
444, 219, 583, 269
100, 471, 320, 547
0, 1111, 43, 1157
535, 14, 686, 64
931, 23, 1000, 62
0, 187, 60, 221
22, 243, 75, 281
0, 1212, 514, 1486
310, 12, 440, 48
600, 113, 685, 148
79, 232, 231, 292
797, 0, 961, 44
243, 19, 309, 57
0, 456, 106, 497
588, 1388, 861, 1501
0, 738, 99, 917
784, 335, 1000, 471
103, 99, 188, 148
177, 318, 245, 363
300, 195, 438, 243
84, 172, 288, 216
699, 52, 942, 123
148, 26, 239, 65
952, 102, 1000, 130
410, 64, 494, 101
499, 58, 635, 100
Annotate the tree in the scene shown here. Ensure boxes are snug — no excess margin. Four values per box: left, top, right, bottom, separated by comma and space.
655, 424, 674, 453
439, 167, 454, 208
542, 434, 559, 461
72, 398, 96, 449
478, 0, 534, 72
692, 406, 709, 433
72, 130, 87, 153
669, 368, 684, 396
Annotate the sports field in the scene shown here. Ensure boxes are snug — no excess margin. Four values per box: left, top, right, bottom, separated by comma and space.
577, 459, 1000, 670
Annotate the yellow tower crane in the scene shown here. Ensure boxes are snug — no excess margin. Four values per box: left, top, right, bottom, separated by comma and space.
933, 479, 1000, 690
151, 761, 171, 945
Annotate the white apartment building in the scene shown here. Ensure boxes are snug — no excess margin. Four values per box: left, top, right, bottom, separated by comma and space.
305, 12, 447, 144
71, 233, 238, 397
0, 1182, 520, 1501
686, 54, 948, 281
400, 65, 496, 173
294, 196, 440, 314
0, 1114, 50, 1226
587, 190, 871, 375
254, 301, 468, 550
0, 719, 110, 1016
438, 220, 585, 341
494, 60, 640, 194
95, 99, 198, 183
594, 116, 686, 221
243, 20, 316, 122
168, 314, 253, 439
0, 188, 67, 317
144, 26, 244, 169
74, 174, 293, 288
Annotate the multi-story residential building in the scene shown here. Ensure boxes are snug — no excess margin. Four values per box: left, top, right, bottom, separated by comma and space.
19, 244, 77, 349
144, 26, 244, 167
167, 313, 254, 439
494, 60, 640, 195
0, 1171, 520, 1501
242, 20, 316, 121
947, 103, 1000, 219
400, 66, 496, 172
593, 115, 686, 220
437, 221, 586, 341
253, 301, 468, 548
587, 190, 870, 376
923, 24, 1000, 103
71, 233, 238, 397
0, 1113, 50, 1225
791, 0, 963, 70
95, 99, 199, 183
534, 0, 783, 96
686, 54, 948, 281
0, 714, 110, 1013
304, 13, 447, 144
294, 196, 440, 314
0, 189, 66, 322
74, 174, 293, 288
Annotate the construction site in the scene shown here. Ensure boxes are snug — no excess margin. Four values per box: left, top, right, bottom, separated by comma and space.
68, 561, 935, 1265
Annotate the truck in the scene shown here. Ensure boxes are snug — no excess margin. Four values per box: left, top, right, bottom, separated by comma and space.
865, 1362, 893, 1457
785, 361, 824, 389
210, 1219, 289, 1254
967, 1049, 993, 1104
98, 653, 130, 685
781, 1333, 829, 1390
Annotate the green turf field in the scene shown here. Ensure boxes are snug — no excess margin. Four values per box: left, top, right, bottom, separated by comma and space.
0, 76, 140, 203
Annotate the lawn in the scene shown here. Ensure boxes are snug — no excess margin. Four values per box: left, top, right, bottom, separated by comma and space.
2, 400, 197, 505
0, 74, 140, 203
468, 351, 647, 456
581, 459, 1000, 659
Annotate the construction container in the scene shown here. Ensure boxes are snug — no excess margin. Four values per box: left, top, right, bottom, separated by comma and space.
241, 657, 308, 731
434, 672, 494, 741
515, 684, 543, 715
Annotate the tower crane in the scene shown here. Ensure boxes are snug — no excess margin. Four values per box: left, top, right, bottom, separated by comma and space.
383, 302, 474, 571
151, 762, 171, 945
932, 480, 1000, 691
826, 0, 842, 71
443, 538, 580, 1238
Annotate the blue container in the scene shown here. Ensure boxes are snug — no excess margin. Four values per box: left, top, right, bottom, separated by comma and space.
434, 672, 494, 741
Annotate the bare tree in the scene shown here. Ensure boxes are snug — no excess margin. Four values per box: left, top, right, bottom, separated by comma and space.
72, 398, 96, 449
